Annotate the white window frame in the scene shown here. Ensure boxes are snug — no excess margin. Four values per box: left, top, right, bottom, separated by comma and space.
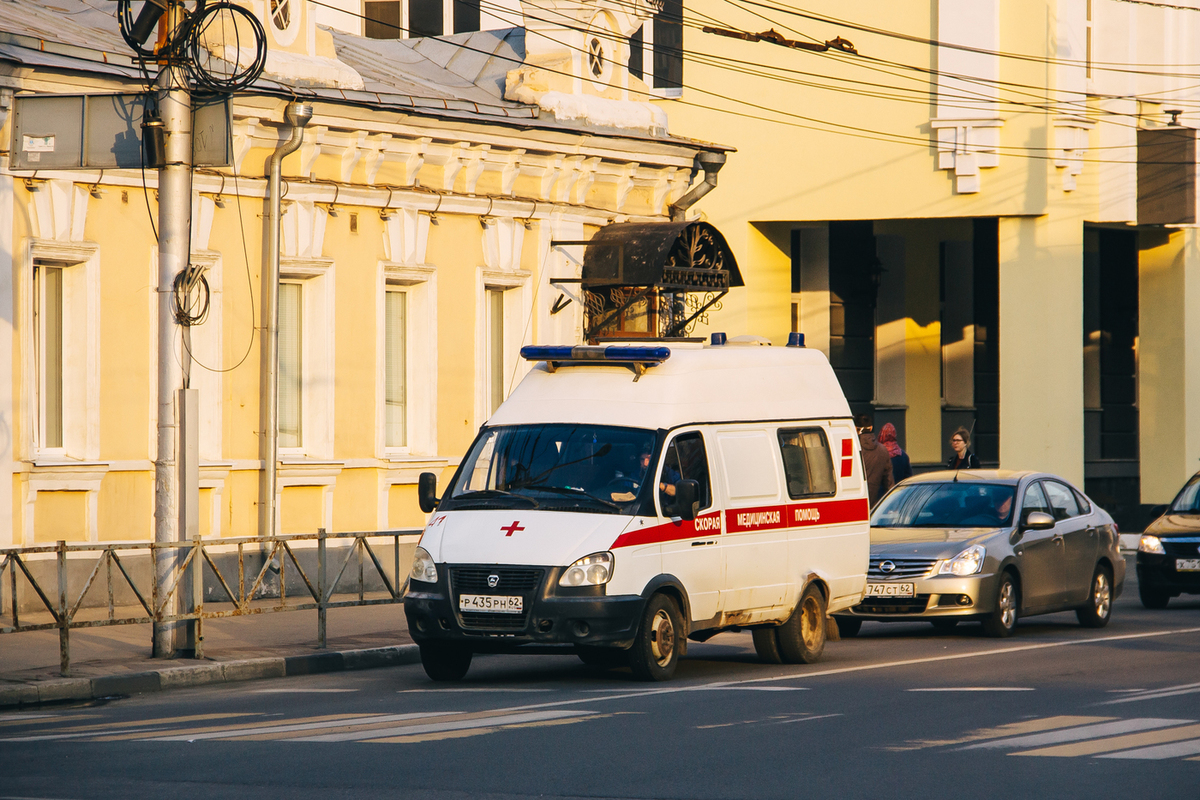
377, 262, 436, 458
631, 8, 684, 99
24, 240, 100, 462
279, 258, 336, 461
475, 268, 531, 423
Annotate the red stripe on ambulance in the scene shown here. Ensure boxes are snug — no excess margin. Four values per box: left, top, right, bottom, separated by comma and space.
611, 498, 869, 549
611, 511, 723, 548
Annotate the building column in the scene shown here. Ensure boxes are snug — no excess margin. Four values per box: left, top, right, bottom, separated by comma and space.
873, 233, 906, 438
0, 156, 12, 546
998, 215, 1085, 484
793, 225, 830, 356
1138, 227, 1200, 503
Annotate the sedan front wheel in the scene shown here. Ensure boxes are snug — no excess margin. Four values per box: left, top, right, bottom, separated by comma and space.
1076, 566, 1113, 628
981, 572, 1019, 638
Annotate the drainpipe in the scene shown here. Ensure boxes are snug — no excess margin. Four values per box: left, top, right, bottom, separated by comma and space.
669, 150, 726, 222
259, 101, 313, 538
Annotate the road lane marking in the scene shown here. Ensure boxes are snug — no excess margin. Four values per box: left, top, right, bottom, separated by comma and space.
907, 688, 1034, 692
0, 714, 65, 723
959, 718, 1193, 750
884, 716, 1114, 752
147, 713, 432, 742
8, 712, 253, 737
687, 686, 808, 692
774, 713, 843, 724
1013, 723, 1200, 758
1100, 682, 1200, 705
253, 689, 359, 694
294, 709, 594, 743
396, 688, 552, 693
1097, 738, 1200, 760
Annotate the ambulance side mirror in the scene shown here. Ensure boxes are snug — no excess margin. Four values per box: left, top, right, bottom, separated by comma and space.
675, 479, 700, 521
418, 472, 439, 513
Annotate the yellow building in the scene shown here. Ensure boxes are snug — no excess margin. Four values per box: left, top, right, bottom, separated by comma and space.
632, 0, 1200, 527
0, 0, 728, 545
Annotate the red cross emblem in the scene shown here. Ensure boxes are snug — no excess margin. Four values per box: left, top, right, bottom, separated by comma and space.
501, 521, 525, 537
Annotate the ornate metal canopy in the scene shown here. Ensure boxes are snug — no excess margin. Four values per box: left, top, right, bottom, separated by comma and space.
552, 220, 742, 341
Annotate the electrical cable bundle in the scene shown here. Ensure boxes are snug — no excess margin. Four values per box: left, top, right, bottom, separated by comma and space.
117, 0, 267, 93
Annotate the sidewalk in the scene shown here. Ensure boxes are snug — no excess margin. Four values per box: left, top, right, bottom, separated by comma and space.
0, 605, 416, 708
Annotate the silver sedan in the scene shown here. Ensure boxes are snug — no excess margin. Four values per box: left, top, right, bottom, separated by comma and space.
834, 470, 1125, 638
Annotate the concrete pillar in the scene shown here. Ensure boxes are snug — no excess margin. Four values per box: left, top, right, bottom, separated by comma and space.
874, 234, 906, 438
998, 215, 1085, 485
1138, 227, 1200, 503
0, 158, 11, 547
795, 225, 830, 357
902, 227, 942, 465
745, 222, 791, 344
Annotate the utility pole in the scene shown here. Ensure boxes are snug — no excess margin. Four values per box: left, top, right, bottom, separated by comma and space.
152, 2, 194, 659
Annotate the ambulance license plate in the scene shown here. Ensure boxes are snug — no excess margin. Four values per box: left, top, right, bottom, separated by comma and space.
459, 594, 523, 613
1176, 559, 1200, 572
865, 582, 915, 597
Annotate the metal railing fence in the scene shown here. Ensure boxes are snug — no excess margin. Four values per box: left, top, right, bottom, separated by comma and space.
0, 528, 421, 676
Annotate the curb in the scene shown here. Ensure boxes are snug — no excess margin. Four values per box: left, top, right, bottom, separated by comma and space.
0, 644, 421, 708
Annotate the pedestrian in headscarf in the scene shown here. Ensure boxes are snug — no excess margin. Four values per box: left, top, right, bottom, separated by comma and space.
878, 422, 912, 483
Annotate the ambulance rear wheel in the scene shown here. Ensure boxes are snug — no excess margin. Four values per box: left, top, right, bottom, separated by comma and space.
776, 584, 827, 664
628, 593, 683, 681
752, 627, 784, 664
419, 642, 472, 682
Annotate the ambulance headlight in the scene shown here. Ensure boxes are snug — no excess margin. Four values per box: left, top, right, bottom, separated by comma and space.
559, 552, 613, 587
409, 546, 438, 584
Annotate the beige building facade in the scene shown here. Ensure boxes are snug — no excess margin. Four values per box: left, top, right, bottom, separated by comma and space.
0, 0, 726, 545
644, 0, 1200, 527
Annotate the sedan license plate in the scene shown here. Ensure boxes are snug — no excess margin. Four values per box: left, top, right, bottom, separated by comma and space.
865, 582, 915, 598
459, 594, 523, 613
1176, 559, 1200, 572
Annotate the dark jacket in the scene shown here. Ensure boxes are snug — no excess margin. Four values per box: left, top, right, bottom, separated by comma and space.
859, 432, 895, 508
946, 451, 981, 470
891, 452, 913, 483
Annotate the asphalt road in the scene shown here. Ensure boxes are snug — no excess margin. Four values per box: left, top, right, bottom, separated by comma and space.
3, 563, 1199, 800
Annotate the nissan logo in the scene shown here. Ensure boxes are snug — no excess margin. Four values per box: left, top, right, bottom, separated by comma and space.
487, 574, 500, 588
879, 560, 896, 574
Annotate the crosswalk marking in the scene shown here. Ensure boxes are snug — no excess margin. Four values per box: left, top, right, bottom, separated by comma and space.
959, 718, 1192, 750
1101, 682, 1200, 705
1013, 723, 1200, 758
907, 687, 1034, 692
146, 713, 434, 742
294, 710, 594, 743
1097, 738, 1200, 760
886, 716, 1113, 752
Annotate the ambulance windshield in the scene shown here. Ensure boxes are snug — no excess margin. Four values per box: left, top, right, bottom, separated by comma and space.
445, 424, 658, 515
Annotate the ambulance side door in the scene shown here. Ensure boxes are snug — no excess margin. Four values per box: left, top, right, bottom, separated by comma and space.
656, 429, 724, 623
716, 427, 790, 612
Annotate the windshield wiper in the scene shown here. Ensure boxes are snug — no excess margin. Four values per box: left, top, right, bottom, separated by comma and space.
452, 490, 539, 508
514, 484, 622, 512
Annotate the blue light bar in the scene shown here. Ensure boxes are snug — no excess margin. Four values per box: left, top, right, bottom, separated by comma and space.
520, 345, 671, 364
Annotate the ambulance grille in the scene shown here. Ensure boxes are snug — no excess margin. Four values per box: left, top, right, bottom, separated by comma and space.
449, 567, 544, 593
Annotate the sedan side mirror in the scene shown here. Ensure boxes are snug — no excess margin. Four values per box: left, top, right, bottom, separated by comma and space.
1023, 510, 1055, 530
418, 472, 439, 513
674, 479, 700, 521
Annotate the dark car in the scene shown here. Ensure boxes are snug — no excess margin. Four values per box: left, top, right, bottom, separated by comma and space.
834, 470, 1125, 637
1137, 471, 1200, 608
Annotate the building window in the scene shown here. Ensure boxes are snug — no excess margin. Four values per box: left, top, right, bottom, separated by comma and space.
408, 0, 442, 37
385, 289, 408, 448
453, 0, 479, 34
487, 287, 505, 415
365, 1, 399, 37
33, 260, 64, 450
278, 281, 303, 449
628, 0, 683, 96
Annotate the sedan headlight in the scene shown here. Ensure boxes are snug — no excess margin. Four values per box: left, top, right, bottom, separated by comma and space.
938, 544, 986, 576
1139, 535, 1166, 555
409, 546, 438, 583
559, 551, 614, 587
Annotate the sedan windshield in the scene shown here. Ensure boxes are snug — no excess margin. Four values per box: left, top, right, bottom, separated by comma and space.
871, 482, 1017, 528
445, 424, 657, 515
1171, 476, 1200, 514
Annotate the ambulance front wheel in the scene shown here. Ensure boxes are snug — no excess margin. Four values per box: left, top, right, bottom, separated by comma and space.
628, 593, 683, 681
776, 584, 827, 664
419, 642, 472, 682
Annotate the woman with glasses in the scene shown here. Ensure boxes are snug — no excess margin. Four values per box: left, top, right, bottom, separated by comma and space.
946, 427, 981, 470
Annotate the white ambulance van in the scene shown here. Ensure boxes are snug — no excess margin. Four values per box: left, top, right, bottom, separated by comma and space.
404, 335, 870, 681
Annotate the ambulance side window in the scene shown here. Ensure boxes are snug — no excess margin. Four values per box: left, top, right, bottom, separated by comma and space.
660, 432, 712, 516
777, 428, 837, 499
